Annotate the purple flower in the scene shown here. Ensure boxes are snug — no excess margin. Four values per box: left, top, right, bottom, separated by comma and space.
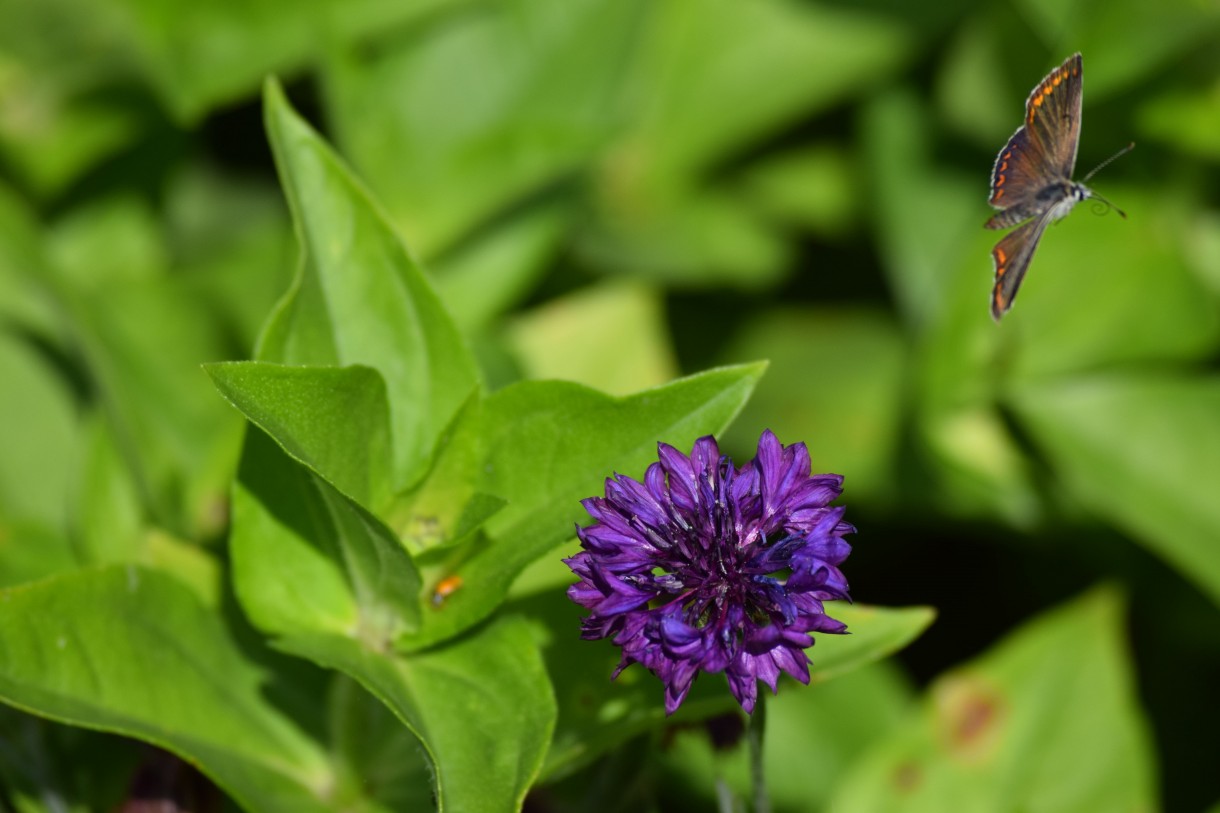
565, 430, 853, 715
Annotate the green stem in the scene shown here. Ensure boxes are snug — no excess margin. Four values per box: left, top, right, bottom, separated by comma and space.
748, 695, 770, 813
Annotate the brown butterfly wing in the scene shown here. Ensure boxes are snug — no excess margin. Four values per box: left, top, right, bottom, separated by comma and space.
987, 54, 1084, 228
1023, 53, 1083, 179
990, 213, 1051, 320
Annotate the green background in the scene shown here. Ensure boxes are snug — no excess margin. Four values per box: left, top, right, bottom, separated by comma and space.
1, 0, 1217, 810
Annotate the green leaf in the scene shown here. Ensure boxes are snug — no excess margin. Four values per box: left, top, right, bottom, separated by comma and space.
260, 79, 480, 491
654, 662, 916, 812
231, 427, 422, 648
278, 615, 555, 813
326, 675, 434, 811
1139, 85, 1220, 161
71, 412, 143, 566
206, 361, 393, 510
763, 662, 915, 811
733, 144, 862, 238
720, 307, 906, 503
0, 4, 140, 196
507, 281, 678, 396
861, 88, 981, 330
430, 202, 570, 332
322, 0, 641, 255
534, 584, 932, 781
0, 181, 60, 339
111, 0, 462, 122
619, 0, 912, 187
1012, 374, 1220, 607
47, 254, 244, 539
0, 331, 78, 533
828, 589, 1157, 813
0, 566, 335, 812
1014, 0, 1220, 97
577, 186, 793, 288
810, 604, 937, 683
998, 186, 1219, 381
399, 364, 765, 648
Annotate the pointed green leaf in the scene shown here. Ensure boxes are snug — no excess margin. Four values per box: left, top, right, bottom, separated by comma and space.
531, 580, 932, 780
260, 79, 480, 491
206, 361, 392, 510
278, 615, 555, 813
0, 566, 335, 812
231, 428, 422, 647
829, 589, 1157, 812
1012, 374, 1220, 607
398, 364, 765, 649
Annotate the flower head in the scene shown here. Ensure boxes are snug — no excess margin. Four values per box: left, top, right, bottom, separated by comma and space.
565, 430, 853, 714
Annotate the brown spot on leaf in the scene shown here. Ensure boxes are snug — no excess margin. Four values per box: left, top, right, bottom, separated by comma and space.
892, 760, 922, 793
933, 674, 1006, 765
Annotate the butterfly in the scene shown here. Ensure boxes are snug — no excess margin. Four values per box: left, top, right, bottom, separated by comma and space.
986, 53, 1132, 320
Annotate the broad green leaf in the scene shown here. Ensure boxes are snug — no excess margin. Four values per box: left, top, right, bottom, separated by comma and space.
764, 662, 915, 811
40, 197, 245, 538
617, 0, 911, 188
1185, 209, 1220, 296
430, 202, 570, 331
278, 614, 555, 813
0, 566, 336, 812
1139, 86, 1220, 161
398, 364, 765, 648
113, 0, 462, 122
507, 281, 677, 396
260, 79, 480, 491
861, 88, 982, 330
809, 604, 937, 683
1012, 374, 1220, 607
733, 144, 862, 238
71, 412, 143, 566
0, 182, 60, 339
933, 17, 1015, 148
0, 331, 78, 533
46, 196, 166, 289
0, 521, 78, 590
720, 307, 906, 503
1014, 0, 1220, 97
326, 675, 434, 811
582, 0, 910, 283
207, 361, 393, 510
322, 0, 643, 255
537, 587, 931, 780
998, 186, 1219, 381
828, 589, 1157, 813
654, 662, 916, 812
577, 186, 792, 288
162, 164, 296, 354
231, 427, 421, 647
0, 0, 140, 196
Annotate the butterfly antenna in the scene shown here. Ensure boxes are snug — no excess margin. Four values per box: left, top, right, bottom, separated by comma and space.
1082, 141, 1135, 183
1088, 190, 1127, 220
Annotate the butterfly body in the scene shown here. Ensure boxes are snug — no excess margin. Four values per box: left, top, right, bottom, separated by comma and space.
986, 53, 1095, 320
1038, 181, 1090, 221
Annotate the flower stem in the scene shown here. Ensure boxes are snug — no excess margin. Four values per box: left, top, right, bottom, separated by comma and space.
748, 696, 770, 813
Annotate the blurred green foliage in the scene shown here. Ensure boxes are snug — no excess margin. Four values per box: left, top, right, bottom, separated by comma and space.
1, 0, 1218, 810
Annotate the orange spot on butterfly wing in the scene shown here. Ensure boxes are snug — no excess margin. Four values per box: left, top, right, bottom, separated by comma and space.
994, 188, 1005, 201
